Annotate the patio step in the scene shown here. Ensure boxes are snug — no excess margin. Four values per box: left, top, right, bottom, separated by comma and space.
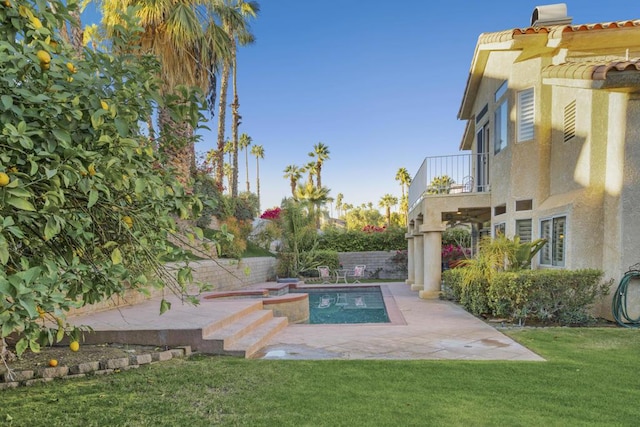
222, 317, 289, 358
200, 310, 288, 358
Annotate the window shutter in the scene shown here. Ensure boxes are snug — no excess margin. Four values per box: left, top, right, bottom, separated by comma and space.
516, 219, 532, 243
518, 88, 535, 141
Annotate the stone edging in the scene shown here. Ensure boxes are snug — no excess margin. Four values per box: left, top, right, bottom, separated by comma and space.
0, 346, 192, 389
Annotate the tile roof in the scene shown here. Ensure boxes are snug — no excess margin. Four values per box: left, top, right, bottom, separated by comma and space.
477, 20, 640, 45
542, 60, 640, 81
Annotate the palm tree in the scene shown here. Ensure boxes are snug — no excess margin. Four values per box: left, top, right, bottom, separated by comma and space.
250, 144, 264, 209
283, 165, 302, 196
213, 1, 259, 193
395, 167, 412, 199
336, 193, 344, 217
224, 139, 233, 165
303, 161, 317, 187
102, 0, 231, 187
239, 133, 253, 192
223, 162, 233, 194
308, 142, 330, 189
395, 167, 412, 225
294, 182, 330, 229
379, 194, 398, 226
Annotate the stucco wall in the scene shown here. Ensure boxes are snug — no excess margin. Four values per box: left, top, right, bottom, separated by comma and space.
338, 251, 407, 280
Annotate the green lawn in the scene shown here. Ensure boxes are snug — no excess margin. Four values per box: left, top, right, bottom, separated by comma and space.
2, 328, 640, 426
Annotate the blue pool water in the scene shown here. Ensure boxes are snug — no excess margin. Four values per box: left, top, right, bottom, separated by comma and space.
292, 286, 389, 324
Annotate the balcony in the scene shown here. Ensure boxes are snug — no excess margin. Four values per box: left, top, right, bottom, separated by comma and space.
408, 153, 490, 212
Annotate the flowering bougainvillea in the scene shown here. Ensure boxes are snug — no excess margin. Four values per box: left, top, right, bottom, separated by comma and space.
362, 224, 387, 233
260, 207, 282, 220
441, 244, 471, 261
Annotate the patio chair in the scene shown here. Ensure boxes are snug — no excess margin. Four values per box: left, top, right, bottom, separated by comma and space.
317, 266, 332, 284
351, 265, 366, 284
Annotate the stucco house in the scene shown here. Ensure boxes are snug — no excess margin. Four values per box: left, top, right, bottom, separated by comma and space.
406, 4, 640, 314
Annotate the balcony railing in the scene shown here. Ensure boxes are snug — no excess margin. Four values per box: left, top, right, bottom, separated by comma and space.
408, 153, 490, 211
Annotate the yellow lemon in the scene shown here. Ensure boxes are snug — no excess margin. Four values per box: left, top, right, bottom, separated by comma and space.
40, 62, 50, 71
36, 50, 51, 64
3, 0, 11, 7
29, 16, 43, 29
18, 5, 30, 17
0, 172, 10, 187
69, 341, 80, 352
122, 216, 133, 229
88, 164, 96, 176
66, 62, 77, 73
67, 76, 73, 83
49, 359, 58, 367
101, 100, 109, 111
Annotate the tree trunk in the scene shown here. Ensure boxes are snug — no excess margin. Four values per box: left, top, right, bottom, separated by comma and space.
256, 157, 261, 210
216, 61, 230, 190
231, 42, 240, 197
245, 148, 250, 192
159, 107, 194, 188
317, 163, 322, 189
70, 9, 84, 56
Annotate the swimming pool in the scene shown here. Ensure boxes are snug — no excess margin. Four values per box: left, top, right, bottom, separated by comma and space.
291, 286, 389, 324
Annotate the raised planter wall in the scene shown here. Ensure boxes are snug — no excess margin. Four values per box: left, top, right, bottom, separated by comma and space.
189, 257, 277, 290
68, 257, 277, 317
338, 251, 407, 280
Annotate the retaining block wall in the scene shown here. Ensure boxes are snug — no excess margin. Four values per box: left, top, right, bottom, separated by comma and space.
338, 251, 407, 280
68, 257, 277, 316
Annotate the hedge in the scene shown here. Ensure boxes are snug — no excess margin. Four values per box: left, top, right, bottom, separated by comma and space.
317, 228, 406, 252
443, 269, 609, 325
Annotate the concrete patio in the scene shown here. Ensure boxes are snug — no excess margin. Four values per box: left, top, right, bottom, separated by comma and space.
67, 281, 544, 362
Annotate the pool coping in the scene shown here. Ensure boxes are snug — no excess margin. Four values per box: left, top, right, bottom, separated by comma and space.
203, 283, 407, 326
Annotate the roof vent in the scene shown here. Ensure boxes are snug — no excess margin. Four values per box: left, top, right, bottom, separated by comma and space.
531, 3, 572, 27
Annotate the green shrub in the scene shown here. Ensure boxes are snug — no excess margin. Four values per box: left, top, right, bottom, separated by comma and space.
487, 269, 608, 325
275, 252, 295, 278
318, 227, 406, 252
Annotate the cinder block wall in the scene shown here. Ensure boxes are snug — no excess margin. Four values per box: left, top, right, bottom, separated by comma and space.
68, 257, 277, 316
188, 257, 277, 291
338, 251, 407, 280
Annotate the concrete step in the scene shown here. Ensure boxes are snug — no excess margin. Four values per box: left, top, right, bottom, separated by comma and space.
204, 310, 275, 348
223, 317, 288, 358
199, 301, 265, 337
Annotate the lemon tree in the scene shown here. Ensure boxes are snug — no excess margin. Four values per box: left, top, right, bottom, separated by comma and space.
0, 1, 208, 357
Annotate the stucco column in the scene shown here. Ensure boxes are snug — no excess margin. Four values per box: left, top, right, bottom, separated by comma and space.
419, 231, 443, 299
405, 234, 414, 285
411, 233, 424, 291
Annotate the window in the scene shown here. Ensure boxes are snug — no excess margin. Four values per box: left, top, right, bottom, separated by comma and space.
517, 88, 535, 142
495, 81, 508, 101
494, 101, 508, 154
516, 199, 533, 211
516, 219, 532, 243
494, 222, 506, 236
494, 82, 508, 154
563, 100, 576, 142
540, 216, 566, 266
494, 204, 506, 216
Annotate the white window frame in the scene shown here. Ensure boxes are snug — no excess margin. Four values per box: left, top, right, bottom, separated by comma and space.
494, 81, 508, 155
517, 87, 535, 142
494, 222, 506, 237
539, 215, 566, 267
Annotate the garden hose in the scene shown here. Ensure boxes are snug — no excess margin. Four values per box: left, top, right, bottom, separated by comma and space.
612, 267, 640, 328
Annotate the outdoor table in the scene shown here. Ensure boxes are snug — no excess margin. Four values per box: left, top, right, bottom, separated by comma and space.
334, 269, 349, 284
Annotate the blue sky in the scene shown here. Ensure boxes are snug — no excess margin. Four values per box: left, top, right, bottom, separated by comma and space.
84, 1, 637, 214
